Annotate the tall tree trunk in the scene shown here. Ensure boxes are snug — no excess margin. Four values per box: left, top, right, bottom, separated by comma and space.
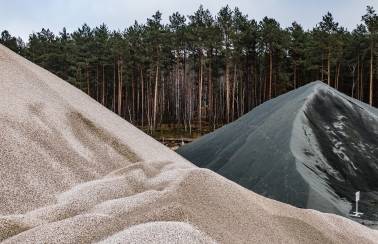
335, 63, 340, 89
77, 65, 82, 91
225, 62, 230, 123
293, 62, 297, 89
208, 57, 213, 127
147, 71, 152, 132
327, 48, 331, 86
96, 64, 99, 101
102, 64, 105, 105
153, 65, 159, 130
361, 63, 364, 101
357, 56, 360, 100
338, 63, 341, 89
137, 85, 140, 123
117, 60, 123, 116
87, 64, 90, 96
198, 54, 203, 132
140, 68, 144, 127
175, 56, 180, 123
351, 64, 356, 98
160, 75, 164, 126
188, 69, 193, 134
369, 45, 374, 106
263, 71, 266, 102
113, 61, 116, 112
269, 49, 273, 100
321, 52, 324, 81
232, 63, 236, 121
183, 50, 187, 131
132, 71, 135, 122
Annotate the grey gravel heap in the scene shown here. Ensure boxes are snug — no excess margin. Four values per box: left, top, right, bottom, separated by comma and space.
178, 81, 378, 224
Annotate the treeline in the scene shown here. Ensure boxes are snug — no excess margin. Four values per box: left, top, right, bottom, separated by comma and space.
1, 5, 377, 134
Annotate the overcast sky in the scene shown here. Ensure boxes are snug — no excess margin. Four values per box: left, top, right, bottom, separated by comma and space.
1, 0, 377, 41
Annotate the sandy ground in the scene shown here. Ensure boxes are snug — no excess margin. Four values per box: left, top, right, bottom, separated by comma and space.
1, 44, 378, 243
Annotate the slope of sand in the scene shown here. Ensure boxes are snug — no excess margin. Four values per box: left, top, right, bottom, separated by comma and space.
1, 44, 378, 243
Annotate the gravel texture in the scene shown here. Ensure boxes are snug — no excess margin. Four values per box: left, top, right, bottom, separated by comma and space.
1, 44, 378, 243
178, 81, 378, 223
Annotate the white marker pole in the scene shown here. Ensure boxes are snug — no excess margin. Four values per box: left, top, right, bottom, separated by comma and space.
350, 191, 363, 217
355, 191, 360, 214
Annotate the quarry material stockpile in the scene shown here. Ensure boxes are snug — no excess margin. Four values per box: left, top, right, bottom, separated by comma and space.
1, 44, 378, 243
178, 81, 378, 223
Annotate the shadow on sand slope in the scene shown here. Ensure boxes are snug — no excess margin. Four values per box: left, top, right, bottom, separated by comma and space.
0, 103, 140, 215
68, 111, 140, 163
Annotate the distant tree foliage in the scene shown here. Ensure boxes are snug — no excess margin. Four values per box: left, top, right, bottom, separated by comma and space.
1, 5, 378, 134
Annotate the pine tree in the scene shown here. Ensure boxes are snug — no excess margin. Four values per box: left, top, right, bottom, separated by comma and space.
362, 6, 378, 106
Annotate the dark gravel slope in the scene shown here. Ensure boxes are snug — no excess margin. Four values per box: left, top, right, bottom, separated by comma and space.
178, 81, 378, 223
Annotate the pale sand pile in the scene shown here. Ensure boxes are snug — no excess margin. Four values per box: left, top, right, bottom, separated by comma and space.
0, 44, 377, 244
